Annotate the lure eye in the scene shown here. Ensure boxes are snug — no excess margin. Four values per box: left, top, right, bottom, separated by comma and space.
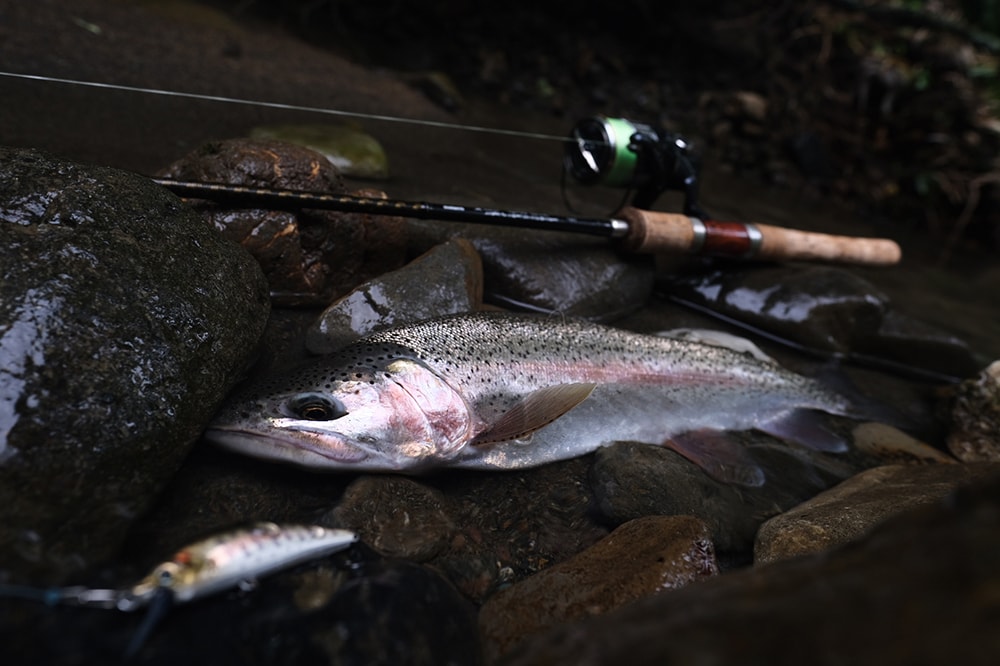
154, 563, 179, 588
287, 393, 346, 421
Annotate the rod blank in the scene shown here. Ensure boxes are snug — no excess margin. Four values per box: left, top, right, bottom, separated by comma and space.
154, 179, 902, 266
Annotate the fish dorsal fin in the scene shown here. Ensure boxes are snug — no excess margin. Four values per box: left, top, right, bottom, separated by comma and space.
473, 383, 596, 445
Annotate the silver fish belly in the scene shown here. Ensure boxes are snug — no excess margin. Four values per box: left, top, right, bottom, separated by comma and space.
205, 312, 851, 476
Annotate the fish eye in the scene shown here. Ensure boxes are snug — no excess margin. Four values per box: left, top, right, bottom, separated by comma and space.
287, 393, 347, 421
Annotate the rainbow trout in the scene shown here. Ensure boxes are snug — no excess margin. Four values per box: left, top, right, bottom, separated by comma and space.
206, 312, 852, 484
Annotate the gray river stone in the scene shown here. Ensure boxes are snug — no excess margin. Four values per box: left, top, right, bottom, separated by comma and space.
405, 219, 654, 321
306, 238, 484, 353
0, 147, 270, 581
589, 435, 862, 560
327, 475, 455, 562
665, 264, 980, 380
755, 462, 999, 564
502, 472, 1000, 666
479, 515, 718, 662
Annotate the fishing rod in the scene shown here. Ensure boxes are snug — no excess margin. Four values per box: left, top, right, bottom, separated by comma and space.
152, 112, 902, 266
153, 167, 903, 266
3, 72, 902, 265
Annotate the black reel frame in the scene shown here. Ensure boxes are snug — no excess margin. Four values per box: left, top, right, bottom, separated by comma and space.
564, 116, 708, 218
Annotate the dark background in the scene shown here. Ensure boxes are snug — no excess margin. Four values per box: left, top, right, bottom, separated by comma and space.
201, 0, 1000, 254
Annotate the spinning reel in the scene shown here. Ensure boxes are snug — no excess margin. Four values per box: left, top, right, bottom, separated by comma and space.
564, 116, 707, 218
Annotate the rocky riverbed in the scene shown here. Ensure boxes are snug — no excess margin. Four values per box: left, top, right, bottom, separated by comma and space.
2, 2, 1000, 665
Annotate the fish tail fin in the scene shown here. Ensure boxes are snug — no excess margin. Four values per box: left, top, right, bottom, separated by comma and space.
663, 430, 767, 488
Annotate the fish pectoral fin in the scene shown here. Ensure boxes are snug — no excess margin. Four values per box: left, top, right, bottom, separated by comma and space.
664, 430, 766, 488
472, 383, 597, 445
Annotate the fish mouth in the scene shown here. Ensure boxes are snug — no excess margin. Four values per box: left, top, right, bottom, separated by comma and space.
204, 423, 371, 466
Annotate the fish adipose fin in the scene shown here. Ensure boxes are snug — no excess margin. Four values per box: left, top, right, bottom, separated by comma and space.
473, 383, 597, 445
756, 409, 848, 453
663, 430, 767, 488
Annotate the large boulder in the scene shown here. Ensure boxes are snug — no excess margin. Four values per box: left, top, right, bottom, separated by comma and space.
0, 147, 270, 581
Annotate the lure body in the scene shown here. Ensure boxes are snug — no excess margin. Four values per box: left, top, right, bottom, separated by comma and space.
127, 522, 358, 606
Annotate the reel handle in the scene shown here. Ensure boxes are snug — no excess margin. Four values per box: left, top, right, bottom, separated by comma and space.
617, 207, 902, 266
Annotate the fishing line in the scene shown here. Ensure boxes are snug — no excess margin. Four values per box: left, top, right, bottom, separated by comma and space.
0, 582, 65, 605
664, 294, 962, 384
1, 70, 903, 269
0, 71, 576, 143
123, 588, 174, 661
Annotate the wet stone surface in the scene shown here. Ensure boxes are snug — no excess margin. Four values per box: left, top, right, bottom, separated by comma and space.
664, 264, 981, 380
479, 515, 718, 662
755, 462, 998, 564
502, 473, 1000, 666
160, 138, 408, 306
589, 435, 862, 561
306, 238, 484, 353
0, 147, 270, 581
250, 123, 391, 180
406, 219, 655, 320
327, 476, 455, 562
119, 446, 355, 564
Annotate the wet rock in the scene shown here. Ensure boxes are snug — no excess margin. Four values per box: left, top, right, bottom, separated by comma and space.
665, 265, 980, 379
947, 360, 1000, 461
479, 515, 717, 662
121, 445, 354, 564
755, 463, 999, 564
161, 137, 344, 192
667, 265, 886, 352
407, 219, 654, 321
306, 239, 483, 353
865, 309, 982, 379
851, 421, 955, 464
431, 457, 608, 602
250, 123, 390, 179
160, 138, 407, 305
0, 147, 270, 581
502, 472, 1000, 666
327, 476, 454, 561
314, 559, 481, 666
589, 436, 859, 560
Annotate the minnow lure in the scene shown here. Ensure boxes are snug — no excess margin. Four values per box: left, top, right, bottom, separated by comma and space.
0, 522, 358, 611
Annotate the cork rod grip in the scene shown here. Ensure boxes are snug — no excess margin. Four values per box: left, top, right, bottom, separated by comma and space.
617, 207, 902, 266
